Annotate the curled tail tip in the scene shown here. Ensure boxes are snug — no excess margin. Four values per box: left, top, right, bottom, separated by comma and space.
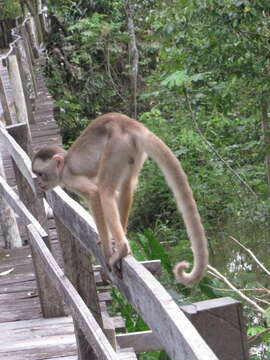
173, 261, 204, 286
173, 261, 190, 284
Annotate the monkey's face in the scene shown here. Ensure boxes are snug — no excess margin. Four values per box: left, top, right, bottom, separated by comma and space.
32, 156, 63, 191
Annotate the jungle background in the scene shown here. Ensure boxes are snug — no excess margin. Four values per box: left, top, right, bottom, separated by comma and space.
2, 0, 270, 359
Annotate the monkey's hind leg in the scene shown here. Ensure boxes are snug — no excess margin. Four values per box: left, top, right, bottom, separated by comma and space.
98, 140, 133, 278
87, 190, 113, 264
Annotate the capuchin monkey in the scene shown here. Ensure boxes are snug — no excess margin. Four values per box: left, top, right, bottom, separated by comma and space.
32, 113, 208, 285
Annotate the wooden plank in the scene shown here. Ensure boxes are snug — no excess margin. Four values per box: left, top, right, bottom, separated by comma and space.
0, 146, 22, 248
0, 307, 41, 322
13, 42, 35, 124
0, 279, 36, 293
116, 297, 249, 360
54, 216, 104, 359
20, 25, 38, 97
0, 176, 64, 317
46, 187, 107, 268
94, 259, 162, 276
117, 349, 137, 360
46, 187, 218, 360
0, 317, 74, 344
6, 53, 30, 125
27, 224, 119, 360
0, 316, 73, 331
0, 125, 36, 194
181, 297, 249, 360
0, 174, 46, 239
46, 357, 77, 360
0, 295, 39, 309
0, 290, 38, 303
0, 272, 35, 285
0, 336, 77, 360
116, 330, 160, 353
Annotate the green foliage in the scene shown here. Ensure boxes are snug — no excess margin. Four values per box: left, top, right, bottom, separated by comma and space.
133, 229, 173, 274
0, 0, 21, 20
110, 287, 149, 332
44, 1, 270, 358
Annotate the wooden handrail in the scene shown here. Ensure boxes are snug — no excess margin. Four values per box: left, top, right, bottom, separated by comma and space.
0, 125, 36, 194
46, 187, 218, 360
27, 224, 118, 360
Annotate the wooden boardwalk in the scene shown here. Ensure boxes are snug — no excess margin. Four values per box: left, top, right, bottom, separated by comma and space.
0, 26, 249, 359
0, 54, 78, 360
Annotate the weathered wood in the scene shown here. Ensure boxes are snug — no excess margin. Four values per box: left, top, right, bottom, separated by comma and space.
46, 187, 218, 360
25, 17, 39, 58
54, 216, 103, 360
13, 42, 35, 124
0, 148, 21, 248
116, 297, 249, 360
0, 175, 65, 318
93, 259, 162, 276
7, 53, 30, 127
116, 330, 160, 353
0, 175, 46, 239
46, 189, 162, 275
0, 125, 36, 194
27, 224, 119, 360
20, 23, 36, 71
0, 71, 12, 125
181, 297, 249, 360
20, 25, 38, 97
7, 123, 52, 246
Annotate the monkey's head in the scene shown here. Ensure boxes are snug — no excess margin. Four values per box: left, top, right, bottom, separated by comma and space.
32, 145, 67, 191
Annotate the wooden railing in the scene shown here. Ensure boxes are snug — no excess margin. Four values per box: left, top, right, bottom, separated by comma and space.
0, 18, 17, 49
0, 8, 249, 360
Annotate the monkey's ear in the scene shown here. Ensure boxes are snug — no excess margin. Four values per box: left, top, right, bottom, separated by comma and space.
52, 154, 65, 170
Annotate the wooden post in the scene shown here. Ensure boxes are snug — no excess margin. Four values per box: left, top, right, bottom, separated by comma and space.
19, 26, 38, 97
7, 52, 32, 129
29, 16, 41, 53
25, 18, 39, 59
27, 224, 119, 360
0, 68, 12, 126
13, 42, 35, 124
0, 149, 22, 248
116, 297, 249, 360
181, 297, 249, 360
7, 123, 47, 244
23, 19, 37, 63
7, 123, 65, 318
54, 216, 104, 360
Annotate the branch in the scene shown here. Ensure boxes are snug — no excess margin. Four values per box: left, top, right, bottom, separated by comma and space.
21, 0, 36, 17
105, 45, 126, 103
184, 89, 258, 197
229, 236, 270, 276
253, 297, 270, 306
248, 328, 270, 344
207, 264, 265, 313
125, 0, 139, 118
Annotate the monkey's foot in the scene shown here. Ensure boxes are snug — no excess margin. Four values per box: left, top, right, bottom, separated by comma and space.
108, 243, 131, 279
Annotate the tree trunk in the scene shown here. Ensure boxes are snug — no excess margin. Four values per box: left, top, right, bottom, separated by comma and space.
125, 0, 139, 119
261, 90, 270, 195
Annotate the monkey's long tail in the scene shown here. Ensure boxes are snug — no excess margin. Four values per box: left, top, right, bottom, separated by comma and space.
141, 131, 208, 286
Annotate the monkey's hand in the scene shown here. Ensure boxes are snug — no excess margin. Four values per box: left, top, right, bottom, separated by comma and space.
108, 243, 131, 279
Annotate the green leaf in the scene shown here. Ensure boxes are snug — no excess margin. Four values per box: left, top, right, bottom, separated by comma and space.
264, 307, 270, 327
161, 71, 190, 88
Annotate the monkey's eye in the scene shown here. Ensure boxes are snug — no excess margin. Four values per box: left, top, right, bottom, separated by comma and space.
37, 172, 43, 177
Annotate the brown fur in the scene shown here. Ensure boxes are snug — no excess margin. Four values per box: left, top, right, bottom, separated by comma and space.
32, 113, 208, 285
